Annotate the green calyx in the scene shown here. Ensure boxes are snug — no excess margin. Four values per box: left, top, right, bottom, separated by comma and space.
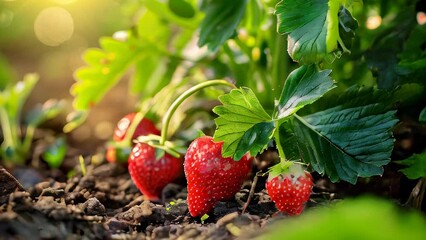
267, 161, 306, 181
136, 134, 182, 159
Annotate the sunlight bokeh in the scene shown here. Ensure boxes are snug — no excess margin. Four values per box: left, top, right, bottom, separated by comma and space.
34, 7, 74, 46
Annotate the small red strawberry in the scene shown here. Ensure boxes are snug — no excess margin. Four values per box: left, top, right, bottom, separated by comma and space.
266, 163, 313, 215
106, 113, 160, 163
128, 142, 183, 201
184, 136, 253, 217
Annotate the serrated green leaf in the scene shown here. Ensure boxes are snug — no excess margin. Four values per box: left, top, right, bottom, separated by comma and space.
397, 153, 426, 179
276, 0, 357, 63
71, 36, 144, 110
281, 86, 398, 184
198, 0, 248, 51
213, 87, 272, 160
276, 65, 335, 119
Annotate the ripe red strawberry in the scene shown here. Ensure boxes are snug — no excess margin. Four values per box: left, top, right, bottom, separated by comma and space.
266, 164, 313, 215
128, 142, 183, 201
106, 113, 160, 163
184, 136, 253, 217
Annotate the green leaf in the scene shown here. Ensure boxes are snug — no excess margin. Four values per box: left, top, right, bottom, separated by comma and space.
275, 65, 335, 119
198, 0, 248, 51
42, 136, 67, 169
275, 0, 357, 63
213, 87, 272, 160
63, 111, 88, 133
420, 107, 426, 123
396, 153, 426, 180
168, 0, 195, 18
0, 73, 38, 121
281, 86, 398, 184
364, 8, 419, 89
235, 121, 275, 160
71, 36, 144, 110
263, 197, 426, 240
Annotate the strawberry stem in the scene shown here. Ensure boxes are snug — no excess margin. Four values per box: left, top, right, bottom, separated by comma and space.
160, 80, 236, 146
273, 122, 287, 162
122, 111, 146, 146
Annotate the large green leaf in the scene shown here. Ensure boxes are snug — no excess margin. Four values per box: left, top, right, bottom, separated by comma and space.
281, 86, 398, 184
275, 0, 357, 63
275, 65, 335, 119
198, 0, 248, 51
213, 87, 273, 160
397, 153, 426, 180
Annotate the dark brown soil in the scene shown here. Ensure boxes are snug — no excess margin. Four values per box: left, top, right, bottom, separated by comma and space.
0, 161, 273, 240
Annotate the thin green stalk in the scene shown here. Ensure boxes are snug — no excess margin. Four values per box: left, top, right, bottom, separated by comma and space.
160, 80, 236, 146
0, 108, 16, 148
273, 121, 286, 162
271, 31, 289, 100
123, 111, 146, 145
22, 125, 36, 155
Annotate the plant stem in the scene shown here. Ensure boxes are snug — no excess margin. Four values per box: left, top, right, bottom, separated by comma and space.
22, 125, 36, 156
123, 111, 146, 145
160, 80, 236, 146
273, 121, 286, 162
0, 108, 16, 149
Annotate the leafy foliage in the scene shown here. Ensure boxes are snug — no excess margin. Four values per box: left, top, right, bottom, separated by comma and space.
397, 153, 426, 180
275, 0, 357, 63
213, 87, 272, 160
0, 74, 64, 165
198, 0, 248, 51
364, 6, 425, 89
69, 0, 201, 130
275, 65, 335, 119
71, 36, 144, 111
281, 87, 398, 183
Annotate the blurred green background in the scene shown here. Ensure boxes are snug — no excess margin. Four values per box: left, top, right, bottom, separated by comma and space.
0, 0, 141, 150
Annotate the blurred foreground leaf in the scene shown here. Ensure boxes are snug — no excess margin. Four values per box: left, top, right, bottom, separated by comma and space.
261, 196, 426, 240
42, 136, 67, 169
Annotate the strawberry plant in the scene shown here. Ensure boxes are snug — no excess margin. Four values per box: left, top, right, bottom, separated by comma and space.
66, 0, 425, 216
0, 74, 65, 167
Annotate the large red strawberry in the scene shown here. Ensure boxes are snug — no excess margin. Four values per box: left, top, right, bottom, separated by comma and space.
106, 113, 160, 163
266, 163, 313, 215
184, 136, 253, 217
128, 142, 183, 201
